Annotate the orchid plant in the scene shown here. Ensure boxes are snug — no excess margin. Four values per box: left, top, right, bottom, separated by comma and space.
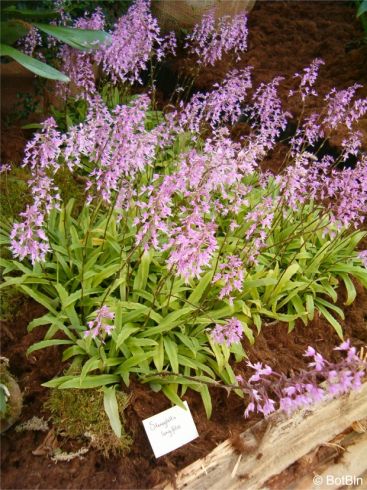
1, 1, 366, 432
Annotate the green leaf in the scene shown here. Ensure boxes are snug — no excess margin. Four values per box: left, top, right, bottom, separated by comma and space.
0, 20, 29, 45
315, 298, 344, 319
241, 321, 254, 344
42, 375, 74, 388
258, 308, 301, 323
252, 313, 262, 333
34, 23, 110, 51
62, 345, 86, 361
207, 336, 224, 372
199, 385, 212, 418
153, 337, 164, 372
357, 0, 367, 17
133, 250, 152, 301
47, 374, 120, 389
0, 385, 9, 415
2, 6, 58, 18
115, 353, 153, 374
163, 336, 179, 373
188, 270, 213, 305
144, 307, 193, 336
243, 277, 278, 290
27, 339, 74, 355
0, 43, 70, 81
54, 283, 81, 328
177, 354, 215, 377
162, 384, 186, 409
103, 386, 122, 438
339, 273, 357, 306
90, 263, 121, 288
306, 294, 314, 321
290, 294, 307, 324
21, 123, 42, 131
114, 326, 140, 350
80, 356, 101, 382
272, 263, 300, 298
317, 304, 344, 340
27, 313, 56, 331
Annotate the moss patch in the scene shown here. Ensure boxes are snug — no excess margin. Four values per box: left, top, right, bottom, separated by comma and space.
0, 167, 32, 220
0, 365, 23, 432
44, 388, 132, 457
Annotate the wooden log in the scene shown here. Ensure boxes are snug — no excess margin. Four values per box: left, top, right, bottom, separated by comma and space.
159, 382, 367, 490
263, 419, 367, 490
278, 431, 367, 490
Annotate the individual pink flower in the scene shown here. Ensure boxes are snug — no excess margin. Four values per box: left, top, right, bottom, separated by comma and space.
84, 305, 115, 338
211, 317, 243, 346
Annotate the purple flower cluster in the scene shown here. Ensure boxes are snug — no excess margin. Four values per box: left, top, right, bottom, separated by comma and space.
134, 129, 256, 278
237, 340, 365, 418
10, 205, 50, 264
246, 77, 290, 150
211, 317, 243, 346
95, 0, 175, 85
280, 152, 367, 228
18, 26, 43, 57
59, 94, 173, 208
0, 163, 11, 173
243, 196, 275, 265
56, 1, 176, 97
185, 9, 248, 66
359, 251, 367, 268
10, 118, 64, 263
213, 255, 244, 304
290, 113, 324, 154
9, 30, 367, 284
166, 213, 218, 282
289, 58, 324, 101
84, 305, 115, 338
324, 83, 367, 130
83, 95, 163, 204
56, 8, 106, 100
179, 68, 252, 131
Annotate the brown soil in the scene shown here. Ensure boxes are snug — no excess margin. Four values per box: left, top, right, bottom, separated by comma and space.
176, 0, 367, 113
1, 1, 367, 489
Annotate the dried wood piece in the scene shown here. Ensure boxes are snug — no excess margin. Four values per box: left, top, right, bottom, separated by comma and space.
159, 383, 367, 490
283, 432, 367, 490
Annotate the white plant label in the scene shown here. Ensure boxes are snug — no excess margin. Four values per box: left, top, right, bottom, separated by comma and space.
142, 401, 199, 458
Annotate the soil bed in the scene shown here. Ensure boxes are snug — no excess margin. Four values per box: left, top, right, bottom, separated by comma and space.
1, 1, 367, 489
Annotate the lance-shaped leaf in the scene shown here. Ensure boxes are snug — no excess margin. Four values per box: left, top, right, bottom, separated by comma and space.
34, 23, 110, 51
103, 386, 122, 438
0, 43, 70, 81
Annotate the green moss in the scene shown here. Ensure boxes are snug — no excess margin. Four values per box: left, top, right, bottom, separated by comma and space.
0, 167, 32, 220
44, 389, 132, 457
54, 167, 86, 215
0, 365, 23, 433
0, 288, 27, 322
0, 164, 85, 222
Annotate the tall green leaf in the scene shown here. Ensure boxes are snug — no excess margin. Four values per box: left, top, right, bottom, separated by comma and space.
0, 43, 70, 81
34, 23, 110, 51
103, 386, 122, 438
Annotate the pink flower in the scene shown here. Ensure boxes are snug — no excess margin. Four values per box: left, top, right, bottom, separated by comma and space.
291, 58, 324, 101
84, 305, 115, 338
10, 205, 50, 264
211, 317, 243, 346
213, 255, 244, 303
185, 10, 248, 66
